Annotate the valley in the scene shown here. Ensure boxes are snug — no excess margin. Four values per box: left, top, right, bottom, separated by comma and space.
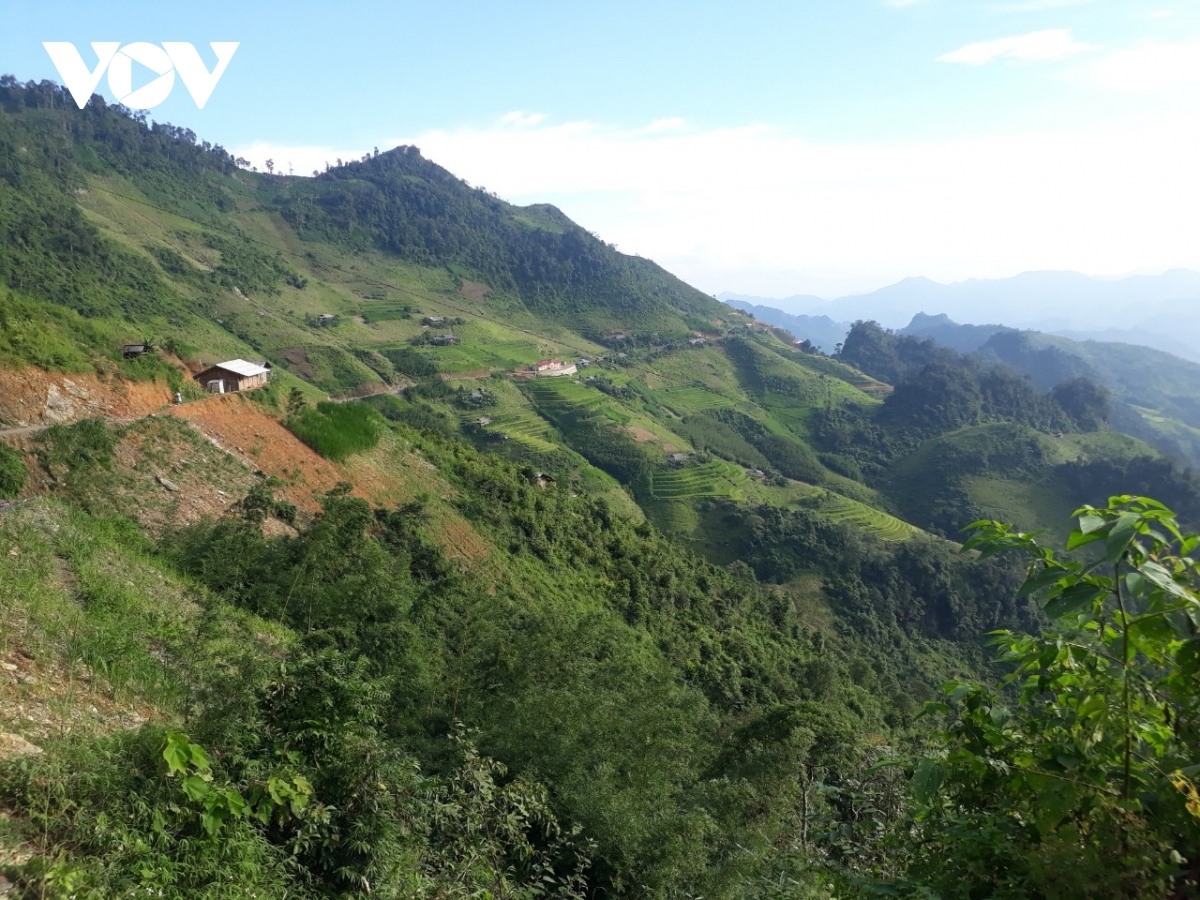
0, 77, 1198, 899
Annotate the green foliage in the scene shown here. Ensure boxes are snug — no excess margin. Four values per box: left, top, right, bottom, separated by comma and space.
839, 321, 1080, 434
383, 346, 440, 378
274, 145, 721, 331
711, 408, 825, 482
0, 728, 298, 899
366, 394, 459, 437
285, 400, 384, 460
202, 232, 305, 295
422, 727, 593, 899
34, 418, 117, 493
0, 288, 104, 370
1050, 375, 1111, 431
285, 385, 306, 418
0, 439, 24, 498
675, 413, 773, 471
873, 497, 1200, 898
714, 501, 1029, 644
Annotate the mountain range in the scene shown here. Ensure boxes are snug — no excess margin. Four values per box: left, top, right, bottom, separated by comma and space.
721, 269, 1200, 363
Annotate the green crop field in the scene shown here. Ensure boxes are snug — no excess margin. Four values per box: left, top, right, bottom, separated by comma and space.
821, 493, 917, 542
646, 460, 751, 501
656, 385, 736, 414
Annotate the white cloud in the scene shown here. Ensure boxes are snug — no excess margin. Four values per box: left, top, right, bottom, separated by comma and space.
1087, 39, 1200, 93
939, 29, 1098, 65
500, 110, 547, 127
235, 110, 1200, 297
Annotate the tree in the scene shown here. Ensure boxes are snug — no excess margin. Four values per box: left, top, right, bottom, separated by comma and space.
285, 386, 306, 418
265, 158, 274, 176
891, 496, 1200, 898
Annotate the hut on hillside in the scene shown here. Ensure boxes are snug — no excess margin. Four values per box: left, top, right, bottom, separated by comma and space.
194, 359, 271, 394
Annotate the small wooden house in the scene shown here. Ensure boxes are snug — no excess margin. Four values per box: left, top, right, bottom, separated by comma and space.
123, 344, 149, 359
194, 359, 271, 394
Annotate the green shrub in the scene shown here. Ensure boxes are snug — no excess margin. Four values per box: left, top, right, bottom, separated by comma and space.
0, 441, 24, 498
366, 395, 458, 437
285, 401, 384, 461
383, 347, 438, 378
35, 418, 116, 478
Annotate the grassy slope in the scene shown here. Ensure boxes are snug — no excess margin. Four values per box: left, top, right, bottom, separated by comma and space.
32, 171, 916, 549
5, 90, 1175, 556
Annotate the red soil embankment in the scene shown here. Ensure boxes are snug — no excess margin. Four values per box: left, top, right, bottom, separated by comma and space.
0, 367, 172, 430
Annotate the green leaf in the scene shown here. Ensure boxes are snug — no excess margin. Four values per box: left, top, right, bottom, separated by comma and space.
222, 788, 248, 818
1044, 582, 1106, 619
200, 811, 221, 837
1078, 513, 1107, 535
911, 759, 944, 806
181, 775, 210, 801
162, 734, 189, 776
1067, 529, 1105, 551
1034, 779, 1078, 837
946, 682, 976, 702
1104, 512, 1142, 565
1018, 565, 1071, 598
1140, 560, 1196, 603
187, 742, 211, 773
1177, 638, 1200, 675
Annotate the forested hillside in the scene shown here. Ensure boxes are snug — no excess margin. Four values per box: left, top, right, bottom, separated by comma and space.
897, 314, 1200, 469
834, 320, 1200, 537
1, 77, 1198, 898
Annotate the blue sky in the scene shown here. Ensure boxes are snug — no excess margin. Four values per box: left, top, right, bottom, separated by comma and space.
4, 1, 1200, 296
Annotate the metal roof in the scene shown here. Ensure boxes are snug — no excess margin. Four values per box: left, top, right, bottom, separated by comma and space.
212, 359, 269, 377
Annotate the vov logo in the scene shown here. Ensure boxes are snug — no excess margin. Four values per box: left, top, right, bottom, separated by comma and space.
42, 42, 239, 110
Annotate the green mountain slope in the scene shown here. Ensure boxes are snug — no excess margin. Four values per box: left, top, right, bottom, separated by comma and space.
900, 314, 1200, 468
1, 76, 1197, 898
832, 321, 1200, 537
977, 328, 1200, 467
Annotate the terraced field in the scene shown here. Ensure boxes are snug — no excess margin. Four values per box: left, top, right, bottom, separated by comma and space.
640, 498, 702, 536
656, 385, 735, 414
821, 494, 916, 542
466, 407, 560, 452
647, 460, 750, 501
525, 379, 611, 415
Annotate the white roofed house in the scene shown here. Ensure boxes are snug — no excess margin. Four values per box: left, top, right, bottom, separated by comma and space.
534, 359, 578, 377
194, 359, 272, 393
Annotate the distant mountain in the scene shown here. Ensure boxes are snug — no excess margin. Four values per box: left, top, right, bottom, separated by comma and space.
900, 313, 1011, 354
721, 298, 849, 352
721, 271, 1200, 364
